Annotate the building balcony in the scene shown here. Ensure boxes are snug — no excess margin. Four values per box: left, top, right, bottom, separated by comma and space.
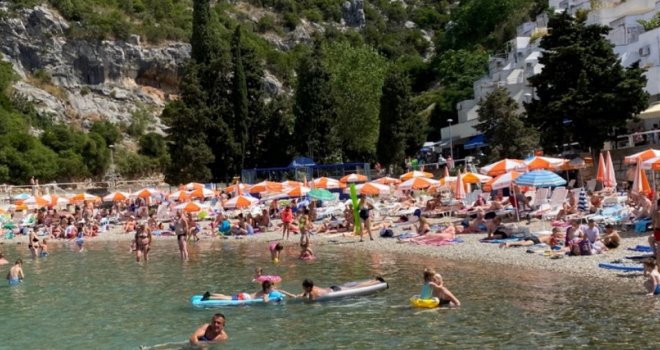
587, 0, 656, 26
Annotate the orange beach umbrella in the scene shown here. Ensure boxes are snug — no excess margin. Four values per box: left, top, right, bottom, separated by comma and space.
350, 182, 390, 196
224, 195, 258, 209
524, 156, 567, 171
632, 158, 651, 195
313, 177, 345, 189
373, 177, 401, 185
398, 177, 438, 190
340, 173, 368, 183
454, 170, 466, 200
399, 171, 433, 181
624, 148, 660, 164
596, 153, 606, 184
103, 191, 129, 202
603, 150, 617, 188
69, 192, 100, 203
479, 159, 524, 176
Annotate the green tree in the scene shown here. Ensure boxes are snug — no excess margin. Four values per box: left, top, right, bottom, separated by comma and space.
231, 26, 249, 169
293, 48, 340, 163
526, 12, 649, 154
191, 0, 214, 65
377, 68, 424, 168
427, 48, 487, 139
324, 41, 388, 160
90, 120, 122, 146
476, 87, 539, 162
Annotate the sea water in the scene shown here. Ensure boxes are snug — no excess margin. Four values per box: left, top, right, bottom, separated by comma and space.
1, 239, 660, 349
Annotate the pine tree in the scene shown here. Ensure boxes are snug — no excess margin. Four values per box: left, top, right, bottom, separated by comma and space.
231, 26, 249, 170
526, 12, 648, 154
476, 87, 539, 161
191, 0, 214, 65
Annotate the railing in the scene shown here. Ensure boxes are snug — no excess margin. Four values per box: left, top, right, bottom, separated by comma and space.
615, 129, 660, 149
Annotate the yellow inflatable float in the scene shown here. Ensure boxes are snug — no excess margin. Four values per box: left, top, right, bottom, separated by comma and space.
410, 295, 440, 308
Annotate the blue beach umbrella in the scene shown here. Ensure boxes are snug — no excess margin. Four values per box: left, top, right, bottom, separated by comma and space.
513, 170, 567, 188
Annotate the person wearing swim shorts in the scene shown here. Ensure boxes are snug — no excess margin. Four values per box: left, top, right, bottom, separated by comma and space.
174, 211, 189, 261
189, 313, 228, 345
202, 280, 294, 302
7, 259, 24, 286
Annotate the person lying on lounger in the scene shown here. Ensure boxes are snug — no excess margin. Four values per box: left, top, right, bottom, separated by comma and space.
499, 227, 565, 248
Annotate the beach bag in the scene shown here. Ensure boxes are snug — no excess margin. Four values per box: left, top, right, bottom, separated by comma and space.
380, 228, 394, 238
578, 239, 593, 256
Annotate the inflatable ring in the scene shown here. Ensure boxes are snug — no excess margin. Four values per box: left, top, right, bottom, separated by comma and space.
255, 275, 282, 283
410, 295, 439, 308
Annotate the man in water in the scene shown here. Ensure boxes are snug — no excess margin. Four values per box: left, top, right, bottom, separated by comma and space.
7, 258, 24, 286
189, 313, 228, 345
299, 278, 385, 300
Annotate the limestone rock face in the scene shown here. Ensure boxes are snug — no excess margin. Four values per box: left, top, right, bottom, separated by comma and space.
0, 3, 190, 128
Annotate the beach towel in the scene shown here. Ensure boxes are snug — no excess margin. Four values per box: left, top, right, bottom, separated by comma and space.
627, 245, 653, 252
634, 219, 651, 233
413, 237, 465, 246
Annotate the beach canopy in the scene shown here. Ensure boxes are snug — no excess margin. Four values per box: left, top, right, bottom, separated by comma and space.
308, 188, 335, 201
350, 183, 390, 196
224, 195, 258, 209
340, 173, 368, 183
313, 177, 344, 189
398, 177, 438, 190
624, 148, 660, 164
373, 177, 401, 185
524, 156, 567, 171
103, 191, 130, 202
399, 171, 433, 181
483, 171, 522, 192
479, 159, 524, 176
23, 196, 49, 208
226, 183, 249, 195
183, 182, 204, 191
514, 170, 567, 188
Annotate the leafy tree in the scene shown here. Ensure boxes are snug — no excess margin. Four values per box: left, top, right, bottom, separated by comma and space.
324, 41, 388, 160
139, 132, 167, 158
90, 120, 122, 146
293, 48, 340, 163
427, 48, 487, 139
191, 0, 215, 65
476, 87, 539, 162
526, 12, 649, 154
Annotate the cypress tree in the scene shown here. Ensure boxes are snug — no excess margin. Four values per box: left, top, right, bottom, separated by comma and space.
231, 26, 249, 170
191, 0, 214, 65
377, 68, 409, 168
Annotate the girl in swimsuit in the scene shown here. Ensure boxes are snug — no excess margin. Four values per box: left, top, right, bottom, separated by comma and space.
134, 223, 152, 262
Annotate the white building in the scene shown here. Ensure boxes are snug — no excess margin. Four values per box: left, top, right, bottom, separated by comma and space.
438, 0, 660, 155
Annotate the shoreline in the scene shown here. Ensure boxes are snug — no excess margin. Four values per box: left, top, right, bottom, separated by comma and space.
2, 219, 651, 288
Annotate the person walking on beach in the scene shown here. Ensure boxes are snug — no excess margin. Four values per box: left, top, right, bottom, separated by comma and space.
134, 223, 152, 263
175, 211, 189, 260
281, 206, 293, 240
7, 259, 24, 286
189, 313, 228, 345
358, 195, 374, 242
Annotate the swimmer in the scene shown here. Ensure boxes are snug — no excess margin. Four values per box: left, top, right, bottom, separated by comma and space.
39, 238, 49, 257
7, 259, 24, 286
252, 267, 280, 284
298, 278, 384, 300
269, 242, 284, 262
0, 252, 9, 265
201, 280, 294, 302
430, 273, 460, 307
644, 259, 660, 296
189, 313, 228, 345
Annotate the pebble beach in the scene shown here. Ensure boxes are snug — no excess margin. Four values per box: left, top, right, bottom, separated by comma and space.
3, 217, 652, 288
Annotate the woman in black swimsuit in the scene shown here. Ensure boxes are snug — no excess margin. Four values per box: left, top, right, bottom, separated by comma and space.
358, 195, 375, 242
134, 223, 152, 262
28, 230, 40, 257
174, 211, 189, 260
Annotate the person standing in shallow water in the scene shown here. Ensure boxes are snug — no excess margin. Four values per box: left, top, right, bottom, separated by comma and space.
175, 211, 189, 260
7, 259, 24, 286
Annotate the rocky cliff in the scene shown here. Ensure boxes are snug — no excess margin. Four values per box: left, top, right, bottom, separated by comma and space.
0, 2, 190, 129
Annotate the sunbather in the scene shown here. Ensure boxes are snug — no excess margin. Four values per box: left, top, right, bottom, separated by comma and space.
499, 227, 564, 248
601, 224, 621, 249
555, 194, 577, 221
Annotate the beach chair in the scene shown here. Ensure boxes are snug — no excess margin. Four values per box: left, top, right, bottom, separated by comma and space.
155, 204, 172, 223
586, 179, 597, 193
537, 187, 568, 220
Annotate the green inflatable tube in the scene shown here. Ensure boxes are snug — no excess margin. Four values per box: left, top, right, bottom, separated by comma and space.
350, 183, 361, 235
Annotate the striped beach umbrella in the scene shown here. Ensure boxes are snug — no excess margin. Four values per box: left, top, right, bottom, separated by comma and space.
461, 172, 492, 184
340, 173, 368, 183
624, 148, 660, 164
514, 170, 567, 188
249, 181, 283, 194
281, 180, 303, 187
43, 194, 68, 206
577, 188, 588, 212
524, 156, 567, 171
313, 177, 344, 189
69, 192, 100, 203
226, 183, 249, 195
373, 177, 401, 185
168, 190, 188, 202
183, 182, 205, 191
175, 201, 208, 213
223, 195, 258, 209
632, 157, 651, 195
400, 171, 433, 181
479, 159, 525, 176
23, 196, 49, 208
454, 170, 466, 200
351, 182, 390, 196
398, 177, 439, 190
133, 188, 161, 198
103, 191, 130, 202
283, 185, 311, 197
603, 150, 616, 188
483, 171, 522, 191
189, 187, 216, 199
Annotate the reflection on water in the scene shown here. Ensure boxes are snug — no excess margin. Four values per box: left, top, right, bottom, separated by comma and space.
1, 240, 660, 349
